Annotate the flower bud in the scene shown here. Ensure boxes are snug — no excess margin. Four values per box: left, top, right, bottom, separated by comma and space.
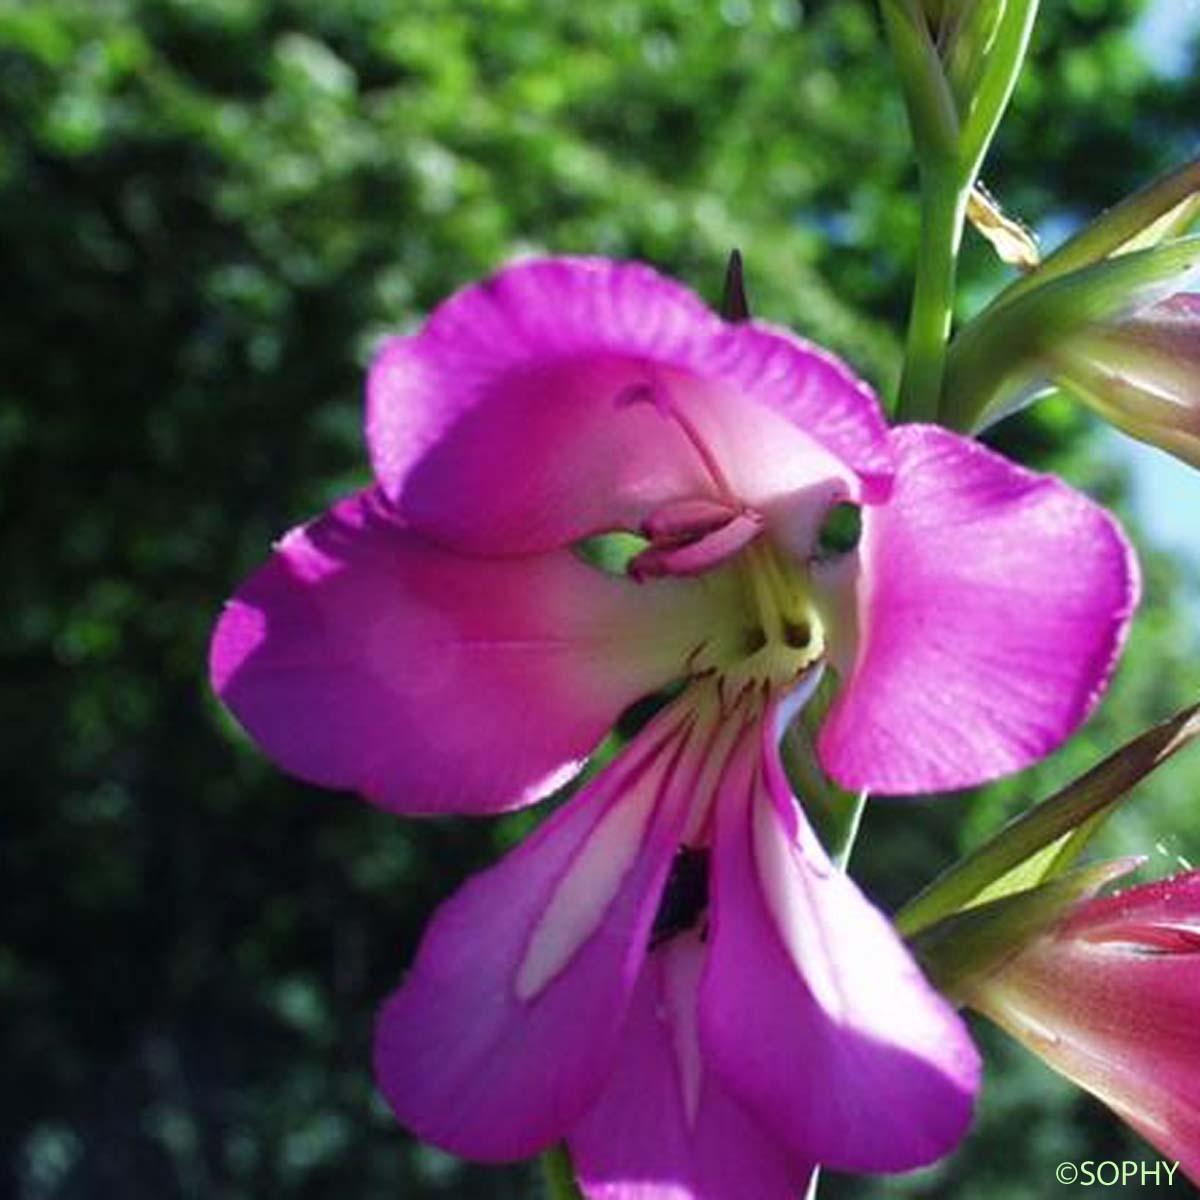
963, 871, 1200, 1183
944, 235, 1200, 441
1050, 293, 1200, 467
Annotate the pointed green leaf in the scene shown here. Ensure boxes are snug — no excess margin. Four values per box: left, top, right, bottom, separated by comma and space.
909, 858, 1141, 1005
880, 0, 961, 163
1119, 193, 1200, 256
966, 833, 1071, 907
957, 0, 1039, 180
896, 700, 1200, 937
997, 156, 1200, 308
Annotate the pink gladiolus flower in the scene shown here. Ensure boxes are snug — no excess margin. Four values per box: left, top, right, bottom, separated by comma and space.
210, 257, 1138, 1195
966, 871, 1200, 1183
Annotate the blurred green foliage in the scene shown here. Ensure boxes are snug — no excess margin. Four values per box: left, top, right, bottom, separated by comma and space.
1, 0, 1198, 1197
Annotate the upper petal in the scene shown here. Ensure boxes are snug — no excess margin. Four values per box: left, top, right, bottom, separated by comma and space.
373, 701, 711, 1160
367, 257, 892, 554
210, 489, 730, 814
819, 425, 1139, 794
569, 933, 813, 1200
700, 712, 980, 1172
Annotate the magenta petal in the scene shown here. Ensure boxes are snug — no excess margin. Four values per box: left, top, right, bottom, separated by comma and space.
710, 320, 894, 501
1069, 870, 1200, 947
700, 715, 980, 1172
211, 490, 722, 814
570, 934, 813, 1200
367, 257, 892, 554
820, 425, 1139, 794
373, 707, 704, 1160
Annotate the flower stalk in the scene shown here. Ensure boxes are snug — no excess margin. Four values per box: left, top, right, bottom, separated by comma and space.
542, 1145, 585, 1200
897, 166, 970, 421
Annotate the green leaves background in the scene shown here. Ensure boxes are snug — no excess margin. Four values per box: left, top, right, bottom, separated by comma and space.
1, 1, 1197, 1196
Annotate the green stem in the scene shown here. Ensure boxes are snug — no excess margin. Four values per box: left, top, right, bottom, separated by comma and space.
832, 789, 869, 870
540, 1145, 585, 1199
883, 0, 1041, 423
896, 168, 969, 422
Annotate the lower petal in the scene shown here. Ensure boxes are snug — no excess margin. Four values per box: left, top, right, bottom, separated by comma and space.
820, 425, 1139, 794
700, 715, 980, 1172
570, 933, 813, 1200
211, 489, 728, 814
373, 701, 708, 1160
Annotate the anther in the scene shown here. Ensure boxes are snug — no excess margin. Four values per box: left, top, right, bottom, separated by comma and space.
783, 618, 812, 650
742, 626, 768, 655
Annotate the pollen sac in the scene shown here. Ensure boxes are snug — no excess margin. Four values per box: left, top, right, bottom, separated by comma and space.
641, 497, 742, 542
630, 508, 763, 580
573, 530, 652, 576
815, 501, 862, 558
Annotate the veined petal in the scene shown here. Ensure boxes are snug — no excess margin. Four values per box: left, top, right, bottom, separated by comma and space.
970, 872, 1200, 1183
210, 490, 731, 814
819, 425, 1139, 795
367, 257, 892, 554
373, 701, 714, 1160
700, 711, 980, 1172
570, 934, 813, 1200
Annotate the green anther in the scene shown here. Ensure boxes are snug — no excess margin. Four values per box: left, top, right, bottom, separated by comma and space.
816, 502, 863, 557
572, 530, 651, 574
